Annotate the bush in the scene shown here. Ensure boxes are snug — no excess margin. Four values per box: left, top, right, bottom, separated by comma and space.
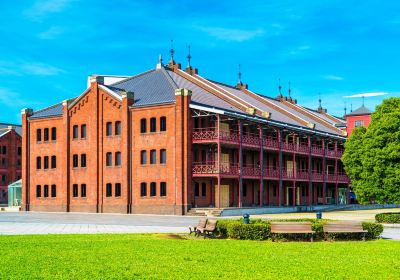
375, 213, 400, 224
227, 222, 270, 240
214, 218, 382, 241
362, 222, 384, 239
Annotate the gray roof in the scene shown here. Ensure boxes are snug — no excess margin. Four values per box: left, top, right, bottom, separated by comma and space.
347, 105, 372, 116
105, 69, 177, 107
0, 123, 22, 137
30, 102, 64, 119
28, 65, 346, 136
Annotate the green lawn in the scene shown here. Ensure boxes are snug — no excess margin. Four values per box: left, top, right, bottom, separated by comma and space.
1, 234, 399, 279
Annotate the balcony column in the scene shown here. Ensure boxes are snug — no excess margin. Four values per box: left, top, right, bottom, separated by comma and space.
259, 125, 264, 207
292, 134, 296, 207
238, 120, 243, 208
216, 114, 221, 208
322, 139, 326, 205
334, 141, 338, 204
278, 129, 283, 206
308, 136, 312, 207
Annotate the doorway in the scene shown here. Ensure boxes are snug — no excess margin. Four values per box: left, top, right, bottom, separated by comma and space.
216, 185, 230, 208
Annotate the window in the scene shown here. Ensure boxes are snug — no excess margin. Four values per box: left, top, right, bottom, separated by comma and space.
73, 184, 78, 197
355, 120, 364, 127
150, 150, 156, 164
106, 122, 112, 136
140, 182, 147, 197
51, 156, 56, 169
140, 119, 147, 133
150, 118, 156, 132
194, 182, 199, 197
81, 154, 87, 168
115, 121, 121, 136
160, 149, 166, 164
73, 154, 79, 168
106, 183, 112, 197
150, 182, 156, 196
140, 150, 147, 165
51, 185, 56, 197
44, 156, 49, 169
51, 127, 56, 141
44, 185, 49, 197
36, 129, 41, 142
44, 128, 49, 141
243, 184, 247, 197
1, 175, 6, 184
81, 124, 87, 139
36, 185, 41, 197
201, 183, 206, 197
115, 183, 121, 197
2, 146, 5, 155
81, 184, 86, 197
73, 125, 78, 139
106, 152, 112, 166
18, 147, 21, 156
273, 185, 277, 196
160, 182, 166, 197
115, 152, 121, 166
36, 157, 41, 169
160, 117, 166, 132
17, 159, 21, 167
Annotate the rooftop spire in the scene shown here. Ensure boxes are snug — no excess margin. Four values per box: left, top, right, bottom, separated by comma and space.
288, 81, 292, 99
344, 101, 347, 116
169, 39, 175, 62
351, 103, 353, 112
187, 45, 191, 68
318, 93, 322, 110
278, 78, 282, 97
362, 95, 365, 106
238, 64, 242, 84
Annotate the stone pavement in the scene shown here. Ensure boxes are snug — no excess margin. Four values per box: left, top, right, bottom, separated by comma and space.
0, 212, 198, 235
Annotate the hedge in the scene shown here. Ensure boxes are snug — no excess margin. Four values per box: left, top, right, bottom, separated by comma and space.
214, 219, 383, 241
375, 213, 400, 224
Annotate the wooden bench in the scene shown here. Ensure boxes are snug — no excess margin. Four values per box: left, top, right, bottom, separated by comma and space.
197, 219, 217, 238
270, 222, 315, 242
323, 221, 368, 241
189, 218, 207, 235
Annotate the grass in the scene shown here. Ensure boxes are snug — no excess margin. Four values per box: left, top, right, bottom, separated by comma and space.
1, 234, 400, 279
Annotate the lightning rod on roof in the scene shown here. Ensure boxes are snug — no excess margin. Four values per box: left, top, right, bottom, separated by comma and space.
288, 81, 292, 98
278, 78, 282, 97
318, 93, 322, 110
238, 64, 242, 84
187, 45, 191, 68
170, 39, 174, 62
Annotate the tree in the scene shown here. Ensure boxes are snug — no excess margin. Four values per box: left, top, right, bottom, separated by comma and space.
342, 97, 400, 204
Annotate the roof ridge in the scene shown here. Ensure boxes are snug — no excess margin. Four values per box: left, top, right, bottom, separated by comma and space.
160, 67, 179, 89
109, 69, 156, 87
33, 101, 63, 114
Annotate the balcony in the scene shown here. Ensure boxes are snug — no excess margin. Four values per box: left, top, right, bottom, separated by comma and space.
264, 167, 279, 179
192, 161, 239, 177
192, 128, 239, 145
263, 137, 279, 150
311, 145, 324, 156
241, 165, 261, 178
242, 133, 261, 148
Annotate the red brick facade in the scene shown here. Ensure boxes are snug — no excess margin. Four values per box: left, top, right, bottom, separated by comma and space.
0, 125, 22, 204
22, 62, 350, 214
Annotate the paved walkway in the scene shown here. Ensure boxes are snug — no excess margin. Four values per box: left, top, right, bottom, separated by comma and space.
0, 210, 399, 239
0, 212, 198, 235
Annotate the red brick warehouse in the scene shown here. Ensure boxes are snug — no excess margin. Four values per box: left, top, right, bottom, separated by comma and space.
0, 124, 22, 204
22, 55, 350, 215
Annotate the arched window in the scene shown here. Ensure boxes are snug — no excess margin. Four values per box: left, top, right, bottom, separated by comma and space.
140, 182, 147, 197
106, 152, 112, 166
51, 127, 57, 141
140, 150, 147, 165
150, 182, 156, 196
160, 149, 166, 164
106, 122, 112, 136
150, 118, 156, 132
115, 121, 121, 135
115, 152, 121, 166
51, 155, 56, 169
150, 150, 156, 164
160, 117, 166, 131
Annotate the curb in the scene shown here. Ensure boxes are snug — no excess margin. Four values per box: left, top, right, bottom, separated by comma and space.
382, 223, 400, 228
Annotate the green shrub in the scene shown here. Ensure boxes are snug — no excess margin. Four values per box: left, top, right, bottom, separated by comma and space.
362, 222, 384, 239
375, 213, 400, 224
215, 219, 236, 237
227, 222, 270, 240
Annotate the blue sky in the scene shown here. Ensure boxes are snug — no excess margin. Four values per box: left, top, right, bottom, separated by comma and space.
1, 0, 399, 124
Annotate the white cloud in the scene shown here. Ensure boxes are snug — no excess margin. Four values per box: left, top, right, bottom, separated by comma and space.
198, 27, 265, 42
323, 75, 344, 81
25, 0, 72, 20
344, 92, 389, 98
0, 60, 64, 76
38, 26, 64, 39
0, 88, 31, 108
